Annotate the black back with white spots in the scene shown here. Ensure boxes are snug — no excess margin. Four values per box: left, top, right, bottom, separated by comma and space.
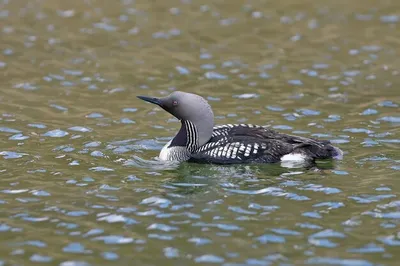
188, 124, 340, 164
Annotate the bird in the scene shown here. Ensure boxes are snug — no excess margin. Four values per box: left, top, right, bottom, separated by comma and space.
137, 91, 343, 165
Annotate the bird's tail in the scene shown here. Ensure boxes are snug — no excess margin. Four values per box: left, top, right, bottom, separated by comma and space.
331, 145, 344, 160
293, 142, 344, 160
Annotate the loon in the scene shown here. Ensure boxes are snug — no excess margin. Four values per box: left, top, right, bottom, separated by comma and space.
137, 91, 343, 165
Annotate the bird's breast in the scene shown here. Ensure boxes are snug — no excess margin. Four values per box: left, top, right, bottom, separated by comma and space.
159, 140, 173, 161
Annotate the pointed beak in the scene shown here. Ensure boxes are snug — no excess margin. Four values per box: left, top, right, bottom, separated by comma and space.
137, 95, 162, 106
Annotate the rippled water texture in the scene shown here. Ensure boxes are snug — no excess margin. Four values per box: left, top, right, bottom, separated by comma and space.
1, 0, 399, 265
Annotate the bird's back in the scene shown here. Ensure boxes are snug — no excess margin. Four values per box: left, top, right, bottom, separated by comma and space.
189, 124, 343, 164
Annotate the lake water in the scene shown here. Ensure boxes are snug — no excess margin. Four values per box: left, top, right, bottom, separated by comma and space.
0, 0, 399, 265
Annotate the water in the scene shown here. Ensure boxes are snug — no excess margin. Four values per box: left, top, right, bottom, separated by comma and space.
1, 0, 399, 265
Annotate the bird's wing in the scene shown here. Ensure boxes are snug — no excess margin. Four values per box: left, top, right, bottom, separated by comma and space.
190, 124, 338, 164
228, 125, 337, 159
190, 127, 295, 164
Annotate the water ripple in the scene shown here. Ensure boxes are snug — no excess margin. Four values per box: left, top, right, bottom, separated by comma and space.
43, 129, 69, 137
256, 234, 286, 244
194, 254, 225, 263
306, 257, 374, 266
1, 1, 400, 265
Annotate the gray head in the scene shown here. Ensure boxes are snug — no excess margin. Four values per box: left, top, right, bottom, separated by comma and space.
137, 91, 215, 146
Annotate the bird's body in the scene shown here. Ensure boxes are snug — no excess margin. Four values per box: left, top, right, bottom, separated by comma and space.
159, 123, 342, 165
137, 91, 343, 165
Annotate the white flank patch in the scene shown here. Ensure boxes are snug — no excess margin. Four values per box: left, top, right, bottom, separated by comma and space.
159, 140, 172, 161
280, 153, 308, 169
280, 153, 307, 162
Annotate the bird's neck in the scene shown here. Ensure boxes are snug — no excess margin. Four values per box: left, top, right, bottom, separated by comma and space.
169, 120, 213, 152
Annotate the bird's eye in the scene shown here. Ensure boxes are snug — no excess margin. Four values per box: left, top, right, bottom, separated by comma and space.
172, 100, 178, 106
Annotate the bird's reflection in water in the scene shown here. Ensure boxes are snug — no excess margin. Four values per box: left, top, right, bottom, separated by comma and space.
123, 154, 340, 197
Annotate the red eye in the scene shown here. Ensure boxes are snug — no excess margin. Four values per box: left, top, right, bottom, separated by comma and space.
172, 100, 178, 106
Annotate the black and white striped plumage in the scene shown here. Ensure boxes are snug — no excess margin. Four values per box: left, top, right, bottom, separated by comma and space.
137, 91, 344, 165
188, 123, 342, 164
